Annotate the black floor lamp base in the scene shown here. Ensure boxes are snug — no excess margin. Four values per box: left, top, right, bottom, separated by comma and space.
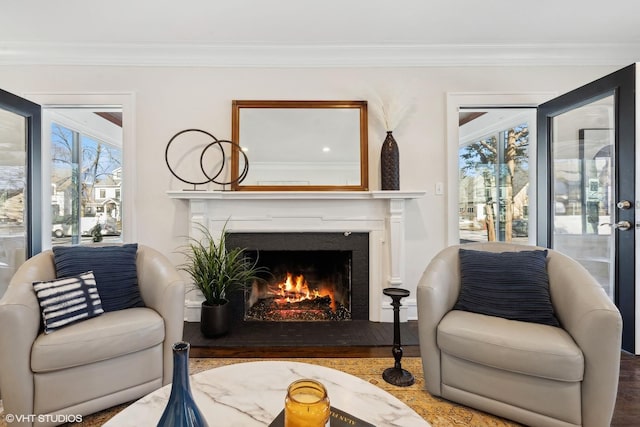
382, 367, 415, 387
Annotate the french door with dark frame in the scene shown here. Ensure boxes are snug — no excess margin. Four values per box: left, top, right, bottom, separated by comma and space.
0, 89, 42, 298
537, 64, 636, 353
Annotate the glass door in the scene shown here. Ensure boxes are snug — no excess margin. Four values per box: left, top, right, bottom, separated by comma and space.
538, 64, 636, 352
0, 89, 41, 298
551, 103, 615, 299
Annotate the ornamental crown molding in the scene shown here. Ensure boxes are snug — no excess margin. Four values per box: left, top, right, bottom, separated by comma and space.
1, 42, 638, 67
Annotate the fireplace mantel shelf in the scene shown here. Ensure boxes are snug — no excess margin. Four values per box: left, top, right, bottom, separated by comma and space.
167, 190, 426, 201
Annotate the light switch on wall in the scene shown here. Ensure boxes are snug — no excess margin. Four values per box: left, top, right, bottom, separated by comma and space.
435, 182, 444, 195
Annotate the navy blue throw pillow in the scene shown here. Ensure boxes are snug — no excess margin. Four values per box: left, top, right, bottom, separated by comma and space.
454, 248, 560, 327
52, 244, 144, 312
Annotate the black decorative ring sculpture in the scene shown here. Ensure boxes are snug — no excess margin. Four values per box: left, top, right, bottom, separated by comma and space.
200, 139, 249, 186
165, 129, 249, 189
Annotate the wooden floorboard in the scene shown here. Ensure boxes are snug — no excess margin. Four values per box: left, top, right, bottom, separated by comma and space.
184, 319, 420, 358
612, 351, 640, 427
189, 345, 420, 358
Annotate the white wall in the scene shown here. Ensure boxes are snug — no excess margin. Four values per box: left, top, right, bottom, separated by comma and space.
0, 64, 618, 318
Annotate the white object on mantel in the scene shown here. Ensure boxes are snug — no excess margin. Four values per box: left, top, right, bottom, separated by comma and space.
103, 361, 430, 426
167, 190, 426, 323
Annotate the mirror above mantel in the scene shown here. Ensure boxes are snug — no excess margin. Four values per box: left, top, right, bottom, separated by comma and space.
230, 100, 369, 191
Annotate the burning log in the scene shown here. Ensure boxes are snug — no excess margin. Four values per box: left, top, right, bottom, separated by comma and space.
246, 271, 351, 321
278, 295, 332, 308
246, 296, 351, 321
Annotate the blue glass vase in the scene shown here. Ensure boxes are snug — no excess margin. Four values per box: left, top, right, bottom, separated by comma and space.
157, 341, 209, 427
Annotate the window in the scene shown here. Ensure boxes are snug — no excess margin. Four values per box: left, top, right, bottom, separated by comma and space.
458, 109, 535, 244
49, 109, 123, 245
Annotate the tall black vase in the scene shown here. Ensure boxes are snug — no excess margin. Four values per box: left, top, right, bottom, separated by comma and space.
157, 342, 208, 427
380, 131, 400, 190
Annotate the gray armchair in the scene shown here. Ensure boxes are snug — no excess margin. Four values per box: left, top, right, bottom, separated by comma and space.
417, 242, 622, 427
0, 245, 185, 427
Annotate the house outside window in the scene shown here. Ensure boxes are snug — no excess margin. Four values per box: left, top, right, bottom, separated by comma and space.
458, 113, 532, 244
50, 117, 123, 244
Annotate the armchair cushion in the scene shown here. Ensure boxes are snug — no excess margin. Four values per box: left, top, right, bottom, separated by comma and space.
454, 248, 559, 327
53, 244, 144, 312
438, 310, 583, 382
31, 307, 164, 372
33, 270, 104, 334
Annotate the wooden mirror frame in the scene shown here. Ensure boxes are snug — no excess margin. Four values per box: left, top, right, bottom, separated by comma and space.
231, 100, 369, 191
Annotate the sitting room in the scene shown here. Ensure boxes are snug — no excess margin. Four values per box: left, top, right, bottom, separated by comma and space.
0, 1, 639, 426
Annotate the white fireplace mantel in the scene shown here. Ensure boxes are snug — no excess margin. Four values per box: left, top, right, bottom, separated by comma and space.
167, 190, 426, 201
168, 190, 426, 322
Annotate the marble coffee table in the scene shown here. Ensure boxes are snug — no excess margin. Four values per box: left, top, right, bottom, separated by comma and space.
103, 360, 430, 426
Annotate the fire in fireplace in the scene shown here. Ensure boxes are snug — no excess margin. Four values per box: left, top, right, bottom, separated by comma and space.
245, 250, 351, 321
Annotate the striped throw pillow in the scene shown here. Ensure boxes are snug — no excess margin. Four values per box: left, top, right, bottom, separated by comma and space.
33, 271, 104, 334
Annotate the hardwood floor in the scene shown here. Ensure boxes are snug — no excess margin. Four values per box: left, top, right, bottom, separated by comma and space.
190, 344, 421, 358
612, 351, 640, 427
185, 320, 421, 358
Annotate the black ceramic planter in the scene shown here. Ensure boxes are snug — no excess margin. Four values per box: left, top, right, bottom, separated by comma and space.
200, 300, 230, 338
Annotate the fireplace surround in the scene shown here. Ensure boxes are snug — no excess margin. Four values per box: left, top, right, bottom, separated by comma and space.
167, 190, 425, 323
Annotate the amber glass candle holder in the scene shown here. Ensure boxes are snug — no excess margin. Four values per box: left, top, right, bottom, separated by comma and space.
284, 379, 330, 427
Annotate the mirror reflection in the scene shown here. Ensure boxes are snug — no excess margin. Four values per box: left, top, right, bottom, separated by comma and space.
231, 100, 368, 191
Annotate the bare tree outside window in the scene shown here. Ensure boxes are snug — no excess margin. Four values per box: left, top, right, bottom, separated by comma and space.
458, 123, 529, 242
51, 122, 122, 243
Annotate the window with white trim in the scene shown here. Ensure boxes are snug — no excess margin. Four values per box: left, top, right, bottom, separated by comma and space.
458, 108, 535, 243
48, 109, 123, 245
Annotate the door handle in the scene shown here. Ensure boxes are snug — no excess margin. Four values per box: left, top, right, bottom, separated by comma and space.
617, 200, 633, 209
600, 221, 633, 231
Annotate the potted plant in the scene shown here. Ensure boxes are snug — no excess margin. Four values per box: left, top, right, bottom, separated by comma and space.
180, 222, 266, 338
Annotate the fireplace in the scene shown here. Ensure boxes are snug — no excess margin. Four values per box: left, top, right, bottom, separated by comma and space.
168, 190, 425, 323
226, 232, 369, 322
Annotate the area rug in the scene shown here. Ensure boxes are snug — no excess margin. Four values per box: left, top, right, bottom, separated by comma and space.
0, 357, 521, 427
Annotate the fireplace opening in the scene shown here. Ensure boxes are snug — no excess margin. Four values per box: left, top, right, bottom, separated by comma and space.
245, 250, 351, 321
226, 232, 369, 323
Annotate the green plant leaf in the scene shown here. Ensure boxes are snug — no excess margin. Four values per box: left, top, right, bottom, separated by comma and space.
177, 220, 269, 305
